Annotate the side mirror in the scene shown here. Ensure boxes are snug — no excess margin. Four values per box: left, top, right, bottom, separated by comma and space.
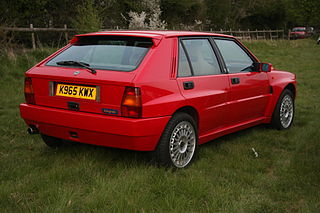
250, 62, 272, 72
260, 63, 272, 72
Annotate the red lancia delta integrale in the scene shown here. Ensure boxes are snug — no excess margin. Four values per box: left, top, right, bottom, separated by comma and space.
20, 31, 296, 168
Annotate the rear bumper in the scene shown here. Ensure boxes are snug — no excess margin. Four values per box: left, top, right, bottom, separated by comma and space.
20, 104, 170, 151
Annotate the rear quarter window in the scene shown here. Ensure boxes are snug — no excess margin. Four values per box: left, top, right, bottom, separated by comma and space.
46, 36, 153, 72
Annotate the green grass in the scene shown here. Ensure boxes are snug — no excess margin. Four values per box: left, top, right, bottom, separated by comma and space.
0, 40, 319, 212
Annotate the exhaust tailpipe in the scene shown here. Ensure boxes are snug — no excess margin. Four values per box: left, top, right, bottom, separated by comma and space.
27, 126, 39, 135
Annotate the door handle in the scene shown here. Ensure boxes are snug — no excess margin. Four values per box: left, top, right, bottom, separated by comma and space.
231, 77, 240, 85
183, 81, 194, 90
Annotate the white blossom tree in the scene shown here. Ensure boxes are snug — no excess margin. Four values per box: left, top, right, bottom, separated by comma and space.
128, 0, 167, 30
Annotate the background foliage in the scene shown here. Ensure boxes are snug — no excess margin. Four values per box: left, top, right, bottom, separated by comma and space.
1, 0, 320, 30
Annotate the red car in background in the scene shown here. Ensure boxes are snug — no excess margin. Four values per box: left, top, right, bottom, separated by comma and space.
290, 27, 312, 39
20, 31, 296, 168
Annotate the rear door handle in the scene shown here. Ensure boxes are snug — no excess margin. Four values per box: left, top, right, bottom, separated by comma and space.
183, 81, 194, 90
231, 77, 240, 85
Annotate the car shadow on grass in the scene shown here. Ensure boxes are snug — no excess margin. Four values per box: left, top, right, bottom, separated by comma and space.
36, 124, 273, 168
39, 138, 153, 167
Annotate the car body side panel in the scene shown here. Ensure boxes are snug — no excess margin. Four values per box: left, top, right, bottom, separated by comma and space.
134, 37, 188, 118
264, 70, 297, 121
199, 116, 265, 144
195, 70, 296, 144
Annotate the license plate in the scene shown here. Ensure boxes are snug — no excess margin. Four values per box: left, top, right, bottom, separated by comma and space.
55, 84, 97, 100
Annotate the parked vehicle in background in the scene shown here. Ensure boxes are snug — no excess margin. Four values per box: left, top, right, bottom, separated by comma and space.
290, 27, 313, 39
317, 36, 320, 44
20, 31, 297, 168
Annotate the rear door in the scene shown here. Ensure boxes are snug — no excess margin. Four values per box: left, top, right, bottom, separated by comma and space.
176, 37, 230, 135
214, 38, 270, 124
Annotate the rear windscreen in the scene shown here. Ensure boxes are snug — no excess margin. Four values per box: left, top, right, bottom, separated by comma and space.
46, 36, 154, 71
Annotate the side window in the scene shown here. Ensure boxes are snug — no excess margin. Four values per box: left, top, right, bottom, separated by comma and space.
215, 39, 254, 73
178, 43, 192, 77
181, 39, 221, 76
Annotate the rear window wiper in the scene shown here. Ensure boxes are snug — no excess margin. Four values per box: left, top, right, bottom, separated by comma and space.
56, 61, 97, 74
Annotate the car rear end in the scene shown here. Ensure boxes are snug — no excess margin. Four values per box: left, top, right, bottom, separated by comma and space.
20, 33, 170, 151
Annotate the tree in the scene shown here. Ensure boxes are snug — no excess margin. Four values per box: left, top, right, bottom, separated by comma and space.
285, 0, 320, 28
161, 0, 204, 29
127, 0, 167, 30
205, 0, 232, 29
71, 0, 102, 33
241, 0, 286, 29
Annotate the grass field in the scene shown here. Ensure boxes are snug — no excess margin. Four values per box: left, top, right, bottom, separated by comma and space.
0, 39, 319, 212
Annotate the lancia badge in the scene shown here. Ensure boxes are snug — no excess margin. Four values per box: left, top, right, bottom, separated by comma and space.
74, 71, 80, 76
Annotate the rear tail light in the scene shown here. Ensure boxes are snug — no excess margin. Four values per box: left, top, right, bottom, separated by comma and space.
24, 77, 35, 104
121, 87, 142, 118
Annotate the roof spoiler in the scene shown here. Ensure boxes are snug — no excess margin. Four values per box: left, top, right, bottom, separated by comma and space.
69, 34, 162, 47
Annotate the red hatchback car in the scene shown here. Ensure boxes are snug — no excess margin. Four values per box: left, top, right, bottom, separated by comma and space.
290, 27, 308, 39
20, 31, 296, 168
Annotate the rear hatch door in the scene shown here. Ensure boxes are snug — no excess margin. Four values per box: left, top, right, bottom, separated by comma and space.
27, 35, 155, 116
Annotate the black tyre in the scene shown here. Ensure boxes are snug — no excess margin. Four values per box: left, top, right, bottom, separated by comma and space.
271, 89, 294, 130
154, 113, 198, 168
41, 134, 64, 148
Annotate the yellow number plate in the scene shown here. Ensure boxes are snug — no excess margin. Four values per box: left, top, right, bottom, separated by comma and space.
56, 84, 97, 100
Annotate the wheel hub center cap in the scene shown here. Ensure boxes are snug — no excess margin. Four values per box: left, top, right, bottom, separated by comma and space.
284, 111, 289, 118
178, 137, 188, 153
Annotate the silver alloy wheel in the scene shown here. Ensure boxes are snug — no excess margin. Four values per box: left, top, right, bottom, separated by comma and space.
280, 94, 294, 128
169, 121, 196, 168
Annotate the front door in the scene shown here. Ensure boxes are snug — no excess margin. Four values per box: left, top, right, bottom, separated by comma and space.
214, 38, 270, 124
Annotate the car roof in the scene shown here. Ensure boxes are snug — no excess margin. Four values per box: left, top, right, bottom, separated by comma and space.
77, 30, 234, 40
